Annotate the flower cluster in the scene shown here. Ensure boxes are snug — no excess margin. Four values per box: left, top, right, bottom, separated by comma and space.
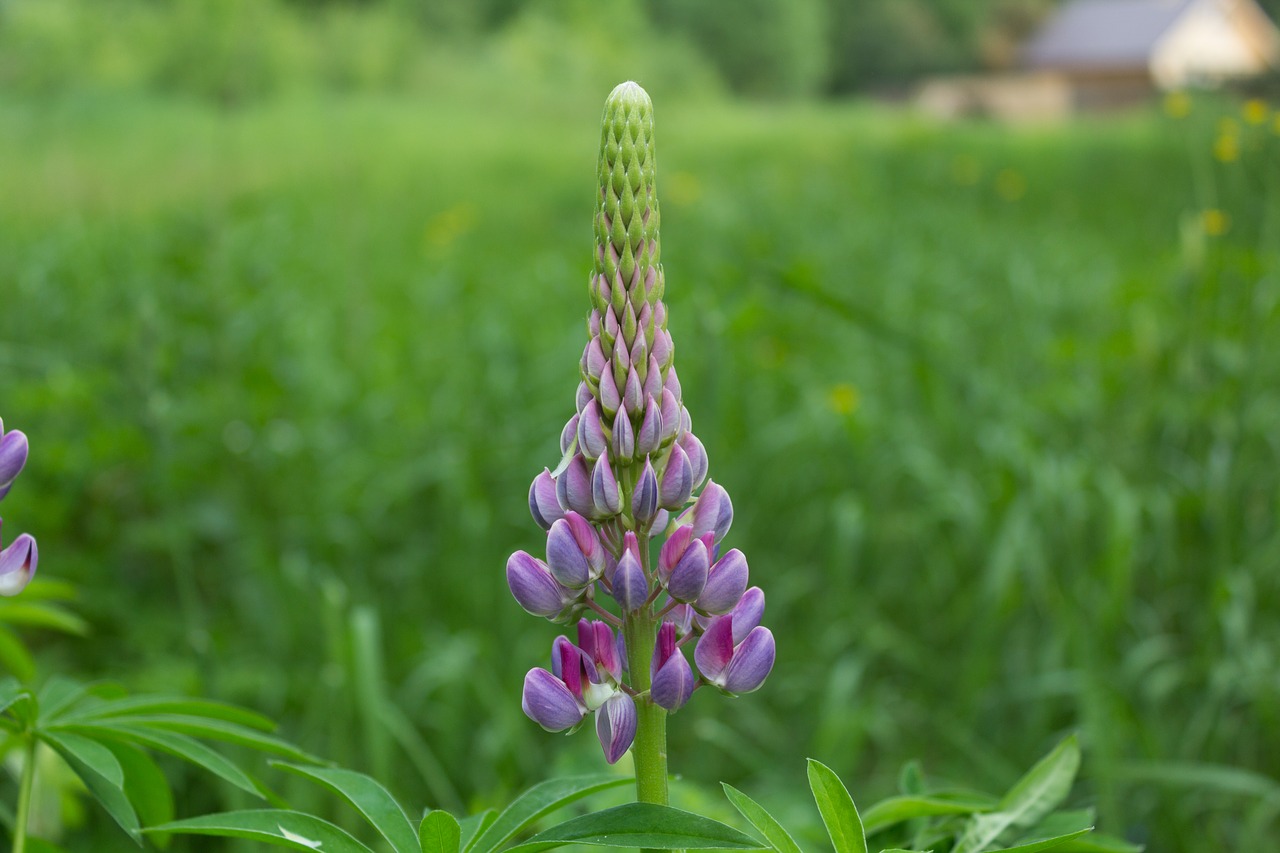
0, 419, 37, 597
506, 82, 774, 765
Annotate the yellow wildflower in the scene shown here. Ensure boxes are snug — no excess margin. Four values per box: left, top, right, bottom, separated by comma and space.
1242, 99, 1268, 126
827, 383, 860, 416
1202, 209, 1230, 237
1163, 91, 1191, 119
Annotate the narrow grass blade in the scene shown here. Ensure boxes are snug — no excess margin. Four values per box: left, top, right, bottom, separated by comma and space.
467, 774, 630, 853
458, 809, 496, 852
808, 759, 868, 853
147, 809, 376, 852
721, 783, 803, 853
421, 809, 462, 853
275, 761, 418, 853
861, 796, 996, 835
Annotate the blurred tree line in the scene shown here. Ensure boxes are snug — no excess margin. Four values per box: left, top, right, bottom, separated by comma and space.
4, 0, 1278, 101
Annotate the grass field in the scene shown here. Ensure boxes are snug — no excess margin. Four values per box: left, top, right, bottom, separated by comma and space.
2, 85, 1278, 851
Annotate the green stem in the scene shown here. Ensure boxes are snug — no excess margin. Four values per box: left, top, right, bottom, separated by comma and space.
624, 533, 668, 807
12, 736, 36, 853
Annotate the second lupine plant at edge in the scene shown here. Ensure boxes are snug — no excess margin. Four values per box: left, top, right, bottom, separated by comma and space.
506, 83, 775, 792
0, 418, 38, 597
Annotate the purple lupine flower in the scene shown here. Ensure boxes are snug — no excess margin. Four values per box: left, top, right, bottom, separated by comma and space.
507, 551, 577, 619
697, 547, 748, 614
657, 525, 708, 603
0, 427, 29, 501
0, 529, 37, 597
596, 693, 637, 764
508, 83, 775, 771
633, 458, 660, 526
529, 469, 565, 531
650, 621, 694, 712
694, 615, 775, 695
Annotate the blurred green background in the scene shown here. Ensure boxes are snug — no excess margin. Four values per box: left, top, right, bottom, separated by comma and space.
1, 0, 1278, 850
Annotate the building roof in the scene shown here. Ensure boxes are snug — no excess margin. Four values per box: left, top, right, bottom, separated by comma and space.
1024, 0, 1197, 70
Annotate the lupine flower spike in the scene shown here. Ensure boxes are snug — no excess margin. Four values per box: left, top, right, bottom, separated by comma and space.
504, 83, 775, 794
0, 418, 37, 597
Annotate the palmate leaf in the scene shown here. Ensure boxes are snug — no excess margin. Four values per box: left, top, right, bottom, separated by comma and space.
808, 759, 868, 853
110, 741, 176, 837
148, 809, 376, 852
0, 599, 89, 636
69, 721, 265, 796
49, 738, 141, 842
275, 761, 418, 853
421, 810, 462, 853
40, 730, 125, 788
721, 783, 804, 853
504, 803, 765, 853
466, 774, 631, 853
953, 736, 1081, 853
57, 694, 278, 730
48, 713, 321, 762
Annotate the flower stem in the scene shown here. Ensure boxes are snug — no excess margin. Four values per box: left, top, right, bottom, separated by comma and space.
12, 736, 36, 853
624, 534, 668, 807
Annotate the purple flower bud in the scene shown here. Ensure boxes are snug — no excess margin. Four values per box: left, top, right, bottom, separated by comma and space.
649, 508, 669, 536
694, 614, 735, 682
546, 512, 605, 588
659, 389, 680, 443
551, 635, 584, 699
664, 365, 682, 402
0, 429, 29, 499
730, 587, 765, 643
599, 369, 621, 418
669, 603, 695, 637
604, 306, 620, 341
623, 367, 643, 417
680, 406, 692, 434
577, 401, 609, 461
560, 415, 580, 455
583, 337, 606, 383
657, 525, 693, 584
578, 619, 623, 683
612, 547, 648, 612
658, 444, 694, 510
611, 409, 635, 461
507, 551, 575, 618
681, 480, 732, 543
650, 622, 694, 712
721, 627, 775, 694
653, 328, 673, 369
643, 356, 663, 403
596, 692, 636, 764
678, 432, 708, 490
636, 396, 662, 456
522, 668, 586, 731
556, 455, 595, 517
697, 548, 748, 614
529, 469, 564, 531
612, 342, 631, 388
630, 335, 648, 372
589, 309, 602, 338
576, 381, 594, 414
633, 458, 659, 526
591, 456, 621, 517
667, 541, 709, 603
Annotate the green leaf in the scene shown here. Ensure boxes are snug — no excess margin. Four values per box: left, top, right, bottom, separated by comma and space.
1052, 834, 1143, 853
38, 677, 96, 720
0, 677, 29, 716
721, 783, 803, 853
421, 810, 462, 853
467, 774, 631, 853
66, 714, 318, 762
275, 762, 418, 853
987, 828, 1092, 853
954, 736, 1080, 853
41, 730, 125, 788
458, 809, 497, 852
52, 739, 141, 841
808, 759, 868, 853
147, 809, 376, 852
109, 741, 175, 836
0, 600, 89, 635
878, 849, 932, 852
505, 803, 765, 852
862, 796, 997, 835
68, 722, 263, 796
61, 695, 276, 730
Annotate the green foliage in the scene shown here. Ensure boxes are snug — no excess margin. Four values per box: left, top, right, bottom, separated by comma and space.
724, 744, 1136, 853
0, 677, 310, 846
1, 69, 1277, 853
